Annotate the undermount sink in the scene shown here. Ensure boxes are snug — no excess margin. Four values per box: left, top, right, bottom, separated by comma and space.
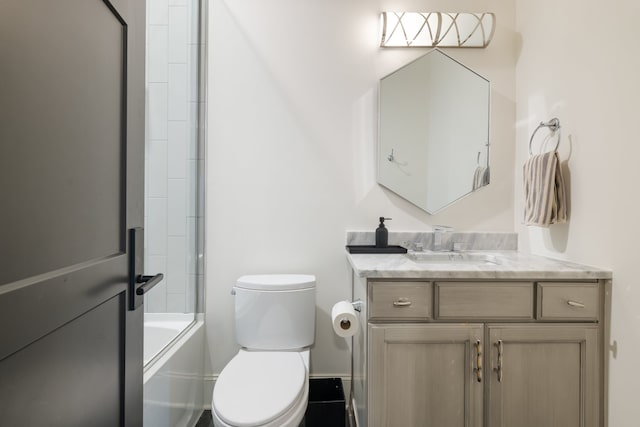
407, 251, 501, 265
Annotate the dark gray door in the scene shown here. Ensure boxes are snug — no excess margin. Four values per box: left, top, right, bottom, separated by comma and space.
0, 0, 146, 425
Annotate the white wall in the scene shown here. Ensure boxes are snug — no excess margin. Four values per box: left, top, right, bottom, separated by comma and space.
514, 1, 640, 425
206, 0, 516, 378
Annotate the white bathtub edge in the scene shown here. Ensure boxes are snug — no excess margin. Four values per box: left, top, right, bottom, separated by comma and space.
144, 316, 203, 383
143, 316, 205, 427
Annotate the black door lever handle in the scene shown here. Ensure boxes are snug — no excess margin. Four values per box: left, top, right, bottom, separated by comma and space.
135, 273, 164, 295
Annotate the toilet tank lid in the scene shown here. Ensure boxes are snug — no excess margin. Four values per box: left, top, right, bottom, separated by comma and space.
236, 274, 316, 291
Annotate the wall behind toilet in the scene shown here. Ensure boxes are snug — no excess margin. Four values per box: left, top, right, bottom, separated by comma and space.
205, 0, 517, 382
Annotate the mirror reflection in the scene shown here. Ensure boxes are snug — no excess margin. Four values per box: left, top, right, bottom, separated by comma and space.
378, 49, 490, 214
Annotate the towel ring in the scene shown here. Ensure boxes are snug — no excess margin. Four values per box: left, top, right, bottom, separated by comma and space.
529, 118, 561, 155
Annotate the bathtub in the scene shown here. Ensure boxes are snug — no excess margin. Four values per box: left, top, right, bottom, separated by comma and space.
144, 313, 194, 365
143, 314, 205, 427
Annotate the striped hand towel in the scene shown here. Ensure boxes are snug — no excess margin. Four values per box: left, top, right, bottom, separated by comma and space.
523, 151, 567, 226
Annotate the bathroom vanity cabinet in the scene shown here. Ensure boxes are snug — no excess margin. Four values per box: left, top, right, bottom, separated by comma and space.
348, 254, 610, 427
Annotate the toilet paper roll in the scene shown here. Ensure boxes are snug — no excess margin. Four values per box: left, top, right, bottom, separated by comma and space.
331, 300, 359, 338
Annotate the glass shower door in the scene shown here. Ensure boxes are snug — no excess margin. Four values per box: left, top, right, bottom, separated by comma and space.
143, 0, 205, 366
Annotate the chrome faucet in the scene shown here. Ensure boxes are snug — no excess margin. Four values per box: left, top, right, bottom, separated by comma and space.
432, 225, 454, 251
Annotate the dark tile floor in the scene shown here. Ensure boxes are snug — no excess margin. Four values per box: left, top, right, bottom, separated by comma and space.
195, 410, 214, 427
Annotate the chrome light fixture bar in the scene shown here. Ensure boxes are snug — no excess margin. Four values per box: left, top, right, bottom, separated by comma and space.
380, 12, 496, 48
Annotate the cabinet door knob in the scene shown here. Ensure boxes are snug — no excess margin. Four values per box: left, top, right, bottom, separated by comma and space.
393, 298, 412, 307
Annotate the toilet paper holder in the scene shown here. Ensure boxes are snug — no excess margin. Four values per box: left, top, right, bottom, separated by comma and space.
332, 299, 362, 337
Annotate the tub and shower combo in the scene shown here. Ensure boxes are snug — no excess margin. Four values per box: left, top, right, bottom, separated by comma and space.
143, 313, 205, 427
142, 0, 207, 425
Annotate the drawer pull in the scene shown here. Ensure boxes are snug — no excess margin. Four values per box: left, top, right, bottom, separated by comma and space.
393, 298, 412, 307
567, 300, 586, 308
474, 340, 483, 383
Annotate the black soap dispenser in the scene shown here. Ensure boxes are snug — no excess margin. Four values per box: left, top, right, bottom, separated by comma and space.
375, 217, 391, 248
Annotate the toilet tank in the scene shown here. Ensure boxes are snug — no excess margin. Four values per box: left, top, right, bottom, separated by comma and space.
233, 274, 316, 350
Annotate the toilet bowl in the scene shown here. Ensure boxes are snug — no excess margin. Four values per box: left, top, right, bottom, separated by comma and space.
211, 274, 316, 427
212, 349, 310, 427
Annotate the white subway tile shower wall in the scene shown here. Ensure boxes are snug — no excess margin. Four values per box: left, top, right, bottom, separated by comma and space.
145, 0, 203, 314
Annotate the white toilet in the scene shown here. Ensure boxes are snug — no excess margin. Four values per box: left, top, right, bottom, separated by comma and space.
212, 274, 316, 427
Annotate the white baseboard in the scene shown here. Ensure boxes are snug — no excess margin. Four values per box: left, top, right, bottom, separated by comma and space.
203, 374, 214, 409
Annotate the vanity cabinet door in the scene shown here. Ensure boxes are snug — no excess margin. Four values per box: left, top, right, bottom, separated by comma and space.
369, 324, 483, 427
487, 325, 599, 427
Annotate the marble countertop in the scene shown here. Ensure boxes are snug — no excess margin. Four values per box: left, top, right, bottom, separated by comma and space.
347, 250, 612, 280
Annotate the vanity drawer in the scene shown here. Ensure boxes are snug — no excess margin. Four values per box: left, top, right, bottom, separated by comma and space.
538, 282, 599, 320
369, 282, 432, 320
435, 282, 534, 320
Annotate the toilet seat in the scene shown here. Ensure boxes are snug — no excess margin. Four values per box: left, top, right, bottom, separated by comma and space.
212, 350, 307, 427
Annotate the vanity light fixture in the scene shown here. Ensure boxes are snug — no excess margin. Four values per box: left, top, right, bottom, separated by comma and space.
379, 12, 495, 48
